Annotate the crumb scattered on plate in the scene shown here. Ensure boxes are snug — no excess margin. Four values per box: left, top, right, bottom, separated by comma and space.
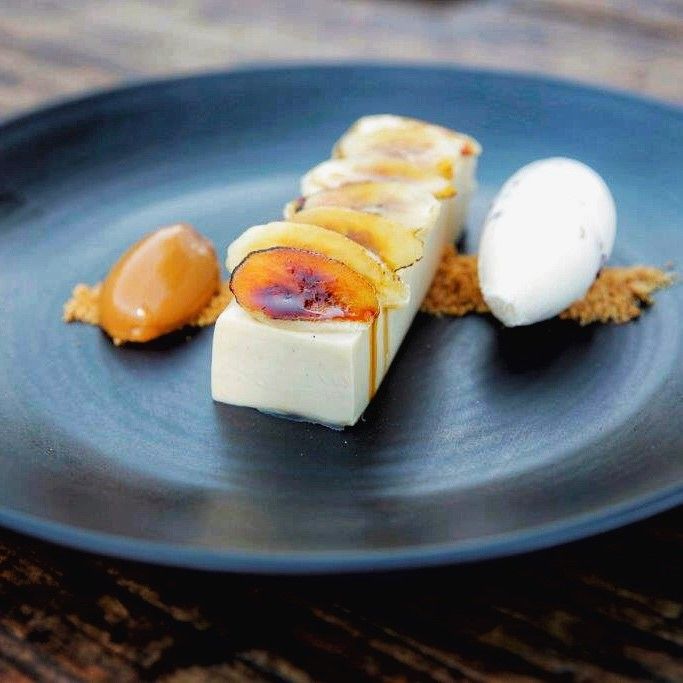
559, 265, 674, 325
422, 245, 674, 324
421, 247, 487, 317
63, 283, 102, 326
190, 280, 233, 326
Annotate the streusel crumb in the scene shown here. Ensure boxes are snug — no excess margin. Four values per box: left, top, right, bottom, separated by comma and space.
421, 245, 674, 324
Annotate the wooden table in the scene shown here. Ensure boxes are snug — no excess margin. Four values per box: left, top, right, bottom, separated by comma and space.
1, 1, 682, 680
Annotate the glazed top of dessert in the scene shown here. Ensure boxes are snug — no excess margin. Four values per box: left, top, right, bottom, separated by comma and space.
333, 115, 481, 177
230, 246, 380, 323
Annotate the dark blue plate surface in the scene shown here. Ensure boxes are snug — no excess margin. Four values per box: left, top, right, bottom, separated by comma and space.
0, 65, 681, 573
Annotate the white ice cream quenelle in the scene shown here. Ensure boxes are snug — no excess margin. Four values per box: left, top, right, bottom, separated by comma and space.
478, 158, 617, 327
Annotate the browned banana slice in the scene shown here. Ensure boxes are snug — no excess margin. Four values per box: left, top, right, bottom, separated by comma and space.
230, 247, 379, 323
332, 114, 481, 176
301, 156, 455, 200
285, 181, 440, 233
284, 206, 422, 271
227, 221, 409, 308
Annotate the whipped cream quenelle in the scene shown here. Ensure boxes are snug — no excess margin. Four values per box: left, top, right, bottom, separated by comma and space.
478, 158, 617, 327
211, 116, 481, 427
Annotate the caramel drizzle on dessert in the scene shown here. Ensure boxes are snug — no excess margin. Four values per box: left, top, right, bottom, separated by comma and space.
383, 308, 390, 371
369, 317, 378, 401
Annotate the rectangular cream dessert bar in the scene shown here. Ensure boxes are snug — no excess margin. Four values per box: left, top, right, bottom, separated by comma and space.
211, 116, 481, 427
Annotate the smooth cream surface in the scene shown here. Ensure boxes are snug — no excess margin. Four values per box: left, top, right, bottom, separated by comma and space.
478, 158, 617, 327
212, 116, 481, 426
211, 198, 456, 426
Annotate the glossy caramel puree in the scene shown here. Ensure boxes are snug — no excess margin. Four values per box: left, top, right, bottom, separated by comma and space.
99, 224, 220, 343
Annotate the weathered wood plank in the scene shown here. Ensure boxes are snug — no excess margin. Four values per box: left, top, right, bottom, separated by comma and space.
0, 1, 682, 680
0, 0, 681, 120
0, 507, 681, 681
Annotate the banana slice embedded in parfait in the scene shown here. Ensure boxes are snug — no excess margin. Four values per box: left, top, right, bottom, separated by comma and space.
332, 114, 480, 179
285, 181, 441, 234
281, 206, 423, 271
227, 221, 409, 309
327, 115, 481, 242
299, 158, 465, 240
301, 156, 455, 200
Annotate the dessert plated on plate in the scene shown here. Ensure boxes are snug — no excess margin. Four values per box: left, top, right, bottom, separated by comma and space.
211, 115, 481, 427
61, 114, 671, 429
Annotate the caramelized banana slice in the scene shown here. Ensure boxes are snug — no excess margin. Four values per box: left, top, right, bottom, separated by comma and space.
333, 114, 481, 176
285, 181, 440, 233
284, 206, 423, 271
301, 157, 455, 200
227, 222, 409, 308
230, 247, 379, 324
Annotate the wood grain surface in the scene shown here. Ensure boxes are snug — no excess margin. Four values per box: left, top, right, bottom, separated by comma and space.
0, 0, 682, 120
1, 1, 682, 681
1, 509, 682, 682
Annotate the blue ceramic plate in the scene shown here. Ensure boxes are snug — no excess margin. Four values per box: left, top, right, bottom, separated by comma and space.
0, 65, 681, 573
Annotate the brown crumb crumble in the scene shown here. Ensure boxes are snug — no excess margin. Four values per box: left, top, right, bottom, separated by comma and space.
62, 283, 102, 325
559, 265, 674, 325
190, 280, 233, 326
421, 247, 487, 317
421, 245, 674, 324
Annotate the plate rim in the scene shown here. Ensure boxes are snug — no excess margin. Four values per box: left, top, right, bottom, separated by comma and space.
1, 61, 681, 134
1, 63, 681, 573
1, 485, 681, 574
